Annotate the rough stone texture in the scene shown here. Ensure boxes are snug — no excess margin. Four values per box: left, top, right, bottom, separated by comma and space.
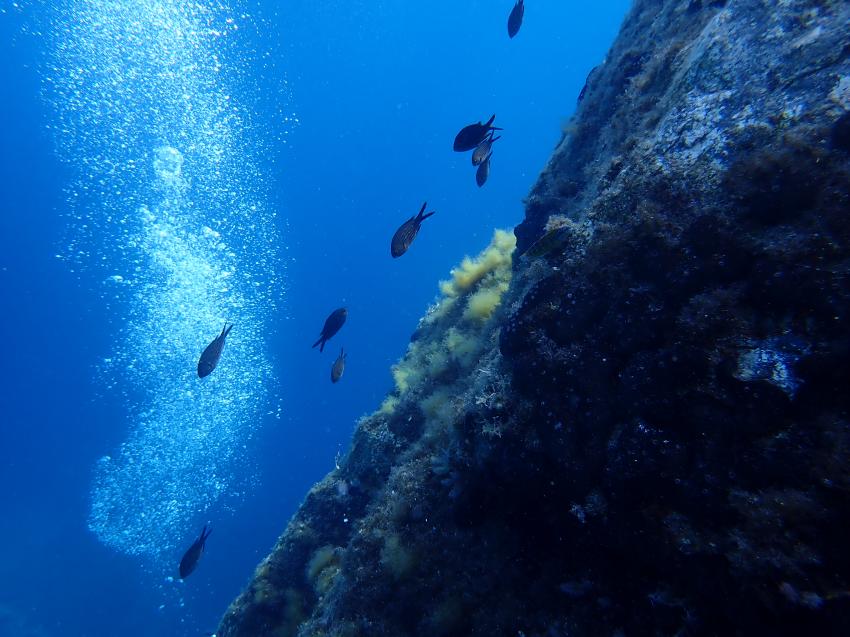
218, 1, 850, 635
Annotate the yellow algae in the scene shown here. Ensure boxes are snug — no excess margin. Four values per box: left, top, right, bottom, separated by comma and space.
420, 388, 458, 430
382, 229, 516, 403
440, 229, 516, 296
463, 279, 509, 321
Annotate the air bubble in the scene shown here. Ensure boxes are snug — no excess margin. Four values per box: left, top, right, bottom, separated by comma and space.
43, 0, 292, 561
153, 145, 184, 182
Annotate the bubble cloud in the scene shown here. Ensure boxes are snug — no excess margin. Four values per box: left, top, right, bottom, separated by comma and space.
42, 0, 288, 560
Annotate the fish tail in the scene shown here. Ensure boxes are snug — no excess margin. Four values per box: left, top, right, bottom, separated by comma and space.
485, 114, 496, 127
417, 202, 436, 222
222, 323, 234, 338
203, 525, 213, 541
313, 337, 325, 351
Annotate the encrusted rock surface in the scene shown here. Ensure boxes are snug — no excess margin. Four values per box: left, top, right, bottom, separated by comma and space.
218, 1, 850, 635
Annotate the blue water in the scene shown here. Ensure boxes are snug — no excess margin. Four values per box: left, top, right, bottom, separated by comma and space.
0, 2, 629, 635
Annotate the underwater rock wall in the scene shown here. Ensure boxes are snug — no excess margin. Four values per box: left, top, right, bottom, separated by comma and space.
219, 0, 850, 635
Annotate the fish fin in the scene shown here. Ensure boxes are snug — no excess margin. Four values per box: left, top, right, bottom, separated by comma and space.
416, 202, 435, 223
490, 135, 502, 143
490, 126, 503, 131
484, 114, 496, 127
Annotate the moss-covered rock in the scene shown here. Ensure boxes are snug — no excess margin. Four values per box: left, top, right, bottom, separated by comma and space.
218, 2, 850, 636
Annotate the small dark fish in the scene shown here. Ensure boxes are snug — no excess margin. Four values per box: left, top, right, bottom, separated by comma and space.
179, 525, 212, 579
331, 348, 346, 383
391, 202, 435, 258
507, 0, 524, 39
453, 114, 502, 152
475, 152, 492, 187
524, 225, 571, 259
577, 65, 599, 103
313, 308, 347, 352
472, 132, 501, 166
197, 322, 233, 378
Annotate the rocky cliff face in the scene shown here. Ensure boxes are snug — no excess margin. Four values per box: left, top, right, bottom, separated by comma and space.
218, 1, 850, 635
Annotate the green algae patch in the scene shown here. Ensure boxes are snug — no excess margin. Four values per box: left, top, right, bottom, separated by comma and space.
380, 532, 417, 579
276, 588, 306, 637
306, 545, 341, 596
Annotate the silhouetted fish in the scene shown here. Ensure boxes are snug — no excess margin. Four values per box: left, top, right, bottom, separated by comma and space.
391, 202, 435, 258
577, 65, 599, 103
476, 152, 492, 187
313, 308, 347, 352
179, 525, 212, 579
507, 0, 524, 39
197, 323, 233, 378
331, 348, 346, 383
524, 225, 571, 259
472, 132, 501, 166
453, 114, 501, 152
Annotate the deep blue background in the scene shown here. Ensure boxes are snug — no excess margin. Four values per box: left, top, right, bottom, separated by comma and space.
0, 2, 629, 635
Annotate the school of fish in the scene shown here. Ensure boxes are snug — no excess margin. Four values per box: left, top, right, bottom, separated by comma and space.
180, 1, 579, 586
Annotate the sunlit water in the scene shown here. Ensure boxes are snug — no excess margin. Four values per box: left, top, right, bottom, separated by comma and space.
41, 0, 289, 561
